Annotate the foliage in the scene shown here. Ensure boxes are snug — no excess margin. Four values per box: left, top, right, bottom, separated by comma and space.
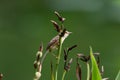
90, 47, 102, 80
32, 11, 119, 80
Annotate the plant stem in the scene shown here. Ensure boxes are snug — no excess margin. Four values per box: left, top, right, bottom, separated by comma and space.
87, 62, 90, 80
62, 70, 66, 80
51, 62, 54, 80
51, 72, 55, 80
55, 37, 62, 80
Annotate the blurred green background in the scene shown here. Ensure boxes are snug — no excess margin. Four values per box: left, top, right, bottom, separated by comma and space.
0, 0, 120, 80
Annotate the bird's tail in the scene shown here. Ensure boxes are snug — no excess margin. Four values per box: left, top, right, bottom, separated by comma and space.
41, 50, 49, 64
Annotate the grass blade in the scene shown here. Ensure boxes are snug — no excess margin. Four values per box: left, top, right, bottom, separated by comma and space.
115, 70, 120, 80
90, 47, 102, 80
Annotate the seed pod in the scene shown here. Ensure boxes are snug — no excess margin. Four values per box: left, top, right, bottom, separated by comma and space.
54, 11, 66, 22
39, 43, 43, 52
36, 51, 42, 58
51, 20, 61, 32
77, 54, 90, 62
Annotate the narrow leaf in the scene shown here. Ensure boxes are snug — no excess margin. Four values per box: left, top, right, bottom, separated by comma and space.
90, 47, 102, 80
115, 70, 120, 80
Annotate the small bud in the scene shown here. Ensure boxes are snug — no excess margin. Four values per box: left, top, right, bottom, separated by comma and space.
38, 64, 42, 72
0, 73, 3, 79
39, 43, 43, 52
37, 62, 40, 66
35, 72, 41, 79
36, 51, 42, 58
101, 65, 104, 75
36, 51, 42, 62
34, 61, 38, 69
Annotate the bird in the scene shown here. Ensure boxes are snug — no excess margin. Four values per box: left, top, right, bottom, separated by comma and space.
41, 30, 71, 64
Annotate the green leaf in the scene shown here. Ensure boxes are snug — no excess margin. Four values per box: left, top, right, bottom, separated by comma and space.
115, 70, 120, 80
90, 47, 102, 80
